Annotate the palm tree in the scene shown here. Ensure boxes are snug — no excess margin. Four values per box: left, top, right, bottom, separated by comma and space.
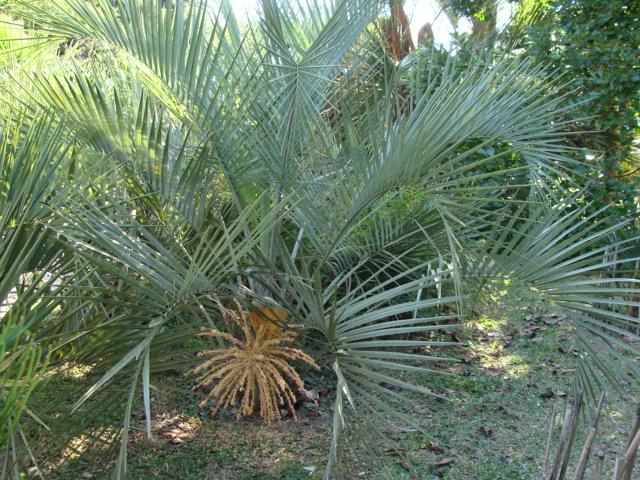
1, 0, 638, 478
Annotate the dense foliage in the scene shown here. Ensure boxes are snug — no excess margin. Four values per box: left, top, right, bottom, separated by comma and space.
528, 0, 640, 217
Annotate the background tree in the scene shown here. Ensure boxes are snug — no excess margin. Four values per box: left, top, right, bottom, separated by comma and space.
527, 0, 640, 219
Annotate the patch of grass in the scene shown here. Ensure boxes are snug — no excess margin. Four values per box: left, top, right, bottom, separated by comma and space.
42, 283, 639, 480
366, 283, 639, 480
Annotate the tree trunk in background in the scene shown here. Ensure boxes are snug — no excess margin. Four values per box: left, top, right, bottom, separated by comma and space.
469, 1, 498, 48
383, 0, 414, 61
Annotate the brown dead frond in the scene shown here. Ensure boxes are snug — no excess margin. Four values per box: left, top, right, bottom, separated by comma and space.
189, 300, 318, 425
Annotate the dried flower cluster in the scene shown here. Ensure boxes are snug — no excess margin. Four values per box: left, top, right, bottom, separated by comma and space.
190, 301, 318, 425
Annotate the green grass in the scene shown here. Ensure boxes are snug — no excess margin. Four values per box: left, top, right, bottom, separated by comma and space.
362, 285, 639, 480
42, 284, 639, 480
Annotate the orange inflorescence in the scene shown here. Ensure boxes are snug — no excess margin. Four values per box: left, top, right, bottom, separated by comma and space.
189, 301, 318, 425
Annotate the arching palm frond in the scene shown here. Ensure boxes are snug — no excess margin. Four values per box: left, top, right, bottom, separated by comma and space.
464, 198, 640, 411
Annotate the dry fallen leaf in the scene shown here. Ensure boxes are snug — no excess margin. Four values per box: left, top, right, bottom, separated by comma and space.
558, 346, 578, 354
551, 368, 576, 375
432, 457, 455, 467
424, 441, 445, 454
436, 386, 456, 396
497, 405, 519, 419
383, 447, 406, 457
398, 427, 418, 433
540, 390, 555, 399
378, 381, 401, 391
